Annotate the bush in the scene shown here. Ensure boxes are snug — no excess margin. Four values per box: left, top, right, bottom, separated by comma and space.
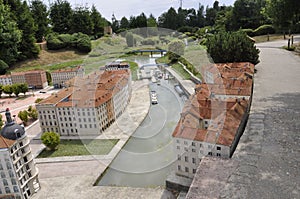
47, 37, 66, 50
206, 31, 260, 65
253, 25, 275, 36
35, 98, 44, 103
58, 34, 75, 46
41, 132, 60, 151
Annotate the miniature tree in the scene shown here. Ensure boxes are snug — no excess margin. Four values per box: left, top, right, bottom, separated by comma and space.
41, 131, 60, 151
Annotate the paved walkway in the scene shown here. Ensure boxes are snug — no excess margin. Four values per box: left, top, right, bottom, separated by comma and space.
30, 80, 167, 199
186, 36, 300, 198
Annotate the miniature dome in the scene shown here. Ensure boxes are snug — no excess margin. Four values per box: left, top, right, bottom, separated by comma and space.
0, 108, 25, 140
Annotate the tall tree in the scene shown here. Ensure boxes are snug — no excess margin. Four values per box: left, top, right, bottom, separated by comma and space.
50, 0, 73, 34
30, 0, 49, 42
71, 6, 93, 35
4, 0, 39, 60
120, 16, 129, 29
0, 0, 22, 66
90, 5, 107, 38
266, 0, 300, 31
232, 0, 266, 30
111, 13, 119, 32
158, 7, 178, 30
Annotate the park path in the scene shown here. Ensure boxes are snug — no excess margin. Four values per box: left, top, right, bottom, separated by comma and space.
187, 36, 300, 199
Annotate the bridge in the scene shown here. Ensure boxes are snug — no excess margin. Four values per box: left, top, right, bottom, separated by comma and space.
132, 49, 167, 57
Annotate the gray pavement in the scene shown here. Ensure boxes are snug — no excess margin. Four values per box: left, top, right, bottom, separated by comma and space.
186, 36, 300, 198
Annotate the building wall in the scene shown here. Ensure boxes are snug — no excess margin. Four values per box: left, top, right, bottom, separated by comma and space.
37, 105, 59, 135
0, 136, 40, 199
11, 74, 26, 85
51, 67, 84, 88
24, 72, 48, 89
0, 76, 12, 86
174, 138, 230, 179
0, 149, 22, 198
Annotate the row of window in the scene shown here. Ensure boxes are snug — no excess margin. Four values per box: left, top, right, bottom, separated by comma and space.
177, 155, 197, 164
177, 165, 197, 174
0, 186, 19, 194
176, 140, 222, 151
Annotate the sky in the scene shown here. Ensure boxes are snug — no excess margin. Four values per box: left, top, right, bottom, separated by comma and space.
44, 0, 236, 20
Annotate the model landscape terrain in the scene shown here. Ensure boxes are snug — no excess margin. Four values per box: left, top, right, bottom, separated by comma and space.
0, 0, 299, 199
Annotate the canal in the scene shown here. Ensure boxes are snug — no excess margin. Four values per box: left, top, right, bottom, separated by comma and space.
97, 57, 186, 187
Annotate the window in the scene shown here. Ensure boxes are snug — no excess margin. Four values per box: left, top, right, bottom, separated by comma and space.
199, 143, 203, 148
178, 165, 181, 171
5, 187, 10, 194
192, 148, 196, 152
217, 146, 221, 150
13, 186, 19, 193
176, 146, 180, 150
208, 152, 212, 156
192, 158, 196, 164
11, 178, 17, 185
0, 171, 5, 178
185, 167, 189, 172
217, 153, 221, 157
184, 141, 188, 145
185, 156, 188, 162
3, 179, 8, 186
184, 147, 188, 152
192, 142, 195, 146
6, 162, 12, 169
177, 155, 181, 161
208, 145, 212, 149
193, 169, 196, 174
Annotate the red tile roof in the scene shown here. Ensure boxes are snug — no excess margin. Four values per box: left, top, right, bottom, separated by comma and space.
0, 135, 15, 149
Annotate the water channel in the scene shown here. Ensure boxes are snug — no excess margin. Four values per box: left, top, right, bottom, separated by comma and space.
97, 56, 186, 187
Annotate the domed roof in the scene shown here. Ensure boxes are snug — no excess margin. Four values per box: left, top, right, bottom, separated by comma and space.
0, 108, 25, 140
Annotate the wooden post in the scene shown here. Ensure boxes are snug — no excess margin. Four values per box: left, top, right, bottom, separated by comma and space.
288, 39, 291, 49
267, 34, 270, 41
291, 36, 294, 45
284, 32, 286, 39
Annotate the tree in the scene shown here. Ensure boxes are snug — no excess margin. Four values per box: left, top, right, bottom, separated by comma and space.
158, 7, 178, 30
50, 0, 73, 34
11, 84, 21, 97
41, 131, 60, 151
19, 83, 28, 95
120, 16, 129, 29
111, 13, 119, 33
28, 105, 38, 120
0, 60, 9, 75
168, 39, 185, 62
30, 0, 49, 42
0, 1, 22, 66
3, 85, 13, 97
206, 31, 260, 64
71, 6, 93, 35
5, 0, 40, 61
90, 5, 107, 38
18, 110, 28, 123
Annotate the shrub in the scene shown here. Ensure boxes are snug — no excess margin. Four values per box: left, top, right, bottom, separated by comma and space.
76, 37, 92, 53
18, 110, 28, 123
47, 37, 66, 50
253, 25, 275, 36
206, 31, 260, 65
141, 38, 156, 45
41, 132, 60, 151
58, 34, 75, 46
35, 98, 44, 103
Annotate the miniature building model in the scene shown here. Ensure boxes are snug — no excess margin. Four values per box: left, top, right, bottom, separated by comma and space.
0, 109, 40, 199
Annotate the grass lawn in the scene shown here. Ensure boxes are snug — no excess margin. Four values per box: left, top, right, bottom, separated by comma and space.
37, 139, 119, 158
171, 63, 191, 80
252, 34, 285, 43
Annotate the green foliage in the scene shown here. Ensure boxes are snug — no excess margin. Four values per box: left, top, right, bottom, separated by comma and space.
46, 33, 91, 53
3, 85, 13, 97
11, 84, 20, 97
41, 131, 60, 151
49, 0, 72, 34
35, 98, 44, 103
30, 0, 49, 42
0, 60, 9, 75
18, 83, 28, 95
46, 71, 52, 84
90, 5, 106, 39
0, 2, 22, 65
70, 6, 93, 35
206, 31, 260, 65
18, 110, 28, 123
253, 24, 275, 36
27, 106, 38, 120
141, 38, 157, 45
0, 85, 2, 98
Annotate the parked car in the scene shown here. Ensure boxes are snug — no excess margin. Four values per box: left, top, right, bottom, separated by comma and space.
151, 95, 158, 104
150, 91, 157, 98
